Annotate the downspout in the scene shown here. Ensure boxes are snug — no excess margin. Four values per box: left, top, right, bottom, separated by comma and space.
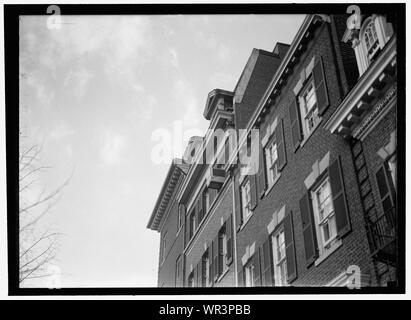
231, 171, 239, 287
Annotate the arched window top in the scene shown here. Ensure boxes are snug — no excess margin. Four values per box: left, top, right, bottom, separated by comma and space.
360, 17, 380, 61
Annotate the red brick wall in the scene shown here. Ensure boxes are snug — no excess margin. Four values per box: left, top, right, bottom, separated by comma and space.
235, 21, 376, 286
184, 181, 236, 287
157, 174, 186, 287
234, 51, 282, 130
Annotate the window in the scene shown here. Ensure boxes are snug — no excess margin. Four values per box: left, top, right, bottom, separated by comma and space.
218, 226, 228, 274
388, 154, 397, 191
202, 251, 211, 287
161, 233, 167, 263
299, 80, 320, 138
224, 138, 230, 165
265, 138, 279, 187
178, 205, 184, 231
204, 190, 210, 213
175, 256, 181, 286
363, 21, 380, 61
241, 179, 252, 221
244, 260, 255, 287
312, 177, 337, 251
189, 210, 196, 240
188, 272, 195, 288
272, 229, 288, 286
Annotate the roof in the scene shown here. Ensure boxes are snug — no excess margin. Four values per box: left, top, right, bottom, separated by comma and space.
146, 159, 190, 231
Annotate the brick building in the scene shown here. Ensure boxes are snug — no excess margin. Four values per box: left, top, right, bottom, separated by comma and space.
147, 14, 397, 288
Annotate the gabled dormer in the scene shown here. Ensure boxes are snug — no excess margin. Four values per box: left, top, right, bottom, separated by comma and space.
343, 14, 394, 76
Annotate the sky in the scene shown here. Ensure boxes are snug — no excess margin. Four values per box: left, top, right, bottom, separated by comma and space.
19, 14, 305, 287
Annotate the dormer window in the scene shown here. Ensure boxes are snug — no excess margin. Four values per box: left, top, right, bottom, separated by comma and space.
344, 15, 394, 76
363, 20, 380, 62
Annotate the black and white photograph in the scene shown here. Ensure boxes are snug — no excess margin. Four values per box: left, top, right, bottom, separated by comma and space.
1, 1, 407, 304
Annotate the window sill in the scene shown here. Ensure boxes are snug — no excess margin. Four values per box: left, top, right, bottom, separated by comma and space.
216, 267, 230, 283
314, 238, 342, 267
264, 173, 282, 197
298, 118, 323, 151
239, 212, 254, 232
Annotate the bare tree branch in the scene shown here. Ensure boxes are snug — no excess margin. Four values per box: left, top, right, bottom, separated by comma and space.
19, 140, 73, 287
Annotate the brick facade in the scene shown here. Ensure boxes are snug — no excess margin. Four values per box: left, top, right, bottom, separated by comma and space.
147, 14, 398, 289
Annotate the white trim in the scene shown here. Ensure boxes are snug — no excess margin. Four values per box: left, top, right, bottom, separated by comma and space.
326, 270, 371, 288
304, 151, 330, 190
267, 205, 286, 235
377, 130, 396, 160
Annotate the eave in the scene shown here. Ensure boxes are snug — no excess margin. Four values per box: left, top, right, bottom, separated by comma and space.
324, 36, 397, 139
226, 14, 328, 168
146, 159, 189, 231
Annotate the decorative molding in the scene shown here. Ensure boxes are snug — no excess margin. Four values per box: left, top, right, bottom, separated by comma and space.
304, 151, 330, 190
377, 130, 396, 160
267, 205, 286, 235
353, 84, 397, 139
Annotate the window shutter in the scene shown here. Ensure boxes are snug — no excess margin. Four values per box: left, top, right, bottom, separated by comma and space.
275, 118, 287, 171
284, 211, 297, 283
178, 204, 185, 228
299, 192, 318, 266
218, 232, 224, 275
328, 157, 351, 238
185, 213, 191, 247
238, 267, 244, 287
213, 237, 219, 281
250, 175, 258, 210
289, 97, 302, 150
197, 192, 204, 222
234, 175, 243, 231
261, 238, 274, 286
312, 56, 329, 115
257, 145, 266, 198
253, 250, 262, 286
226, 215, 233, 264
375, 164, 394, 213
197, 258, 203, 288
193, 264, 198, 287
201, 255, 207, 287
208, 244, 214, 286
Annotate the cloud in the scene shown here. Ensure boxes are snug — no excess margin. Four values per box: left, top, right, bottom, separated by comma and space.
168, 48, 179, 68
209, 72, 237, 91
100, 131, 127, 166
49, 122, 75, 141
63, 67, 94, 99
20, 16, 152, 98
173, 78, 202, 126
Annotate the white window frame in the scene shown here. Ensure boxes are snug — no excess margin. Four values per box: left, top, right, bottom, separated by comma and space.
204, 189, 210, 213
178, 206, 183, 231
299, 78, 320, 139
241, 179, 252, 221
244, 260, 255, 287
363, 20, 380, 61
355, 15, 394, 76
175, 255, 181, 283
388, 153, 397, 191
311, 177, 338, 255
265, 137, 279, 187
188, 272, 195, 288
189, 210, 197, 239
204, 253, 211, 286
271, 228, 288, 286
161, 232, 167, 263
222, 230, 228, 268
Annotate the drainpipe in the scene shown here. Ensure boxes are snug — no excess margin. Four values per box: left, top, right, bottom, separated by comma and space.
231, 171, 239, 287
